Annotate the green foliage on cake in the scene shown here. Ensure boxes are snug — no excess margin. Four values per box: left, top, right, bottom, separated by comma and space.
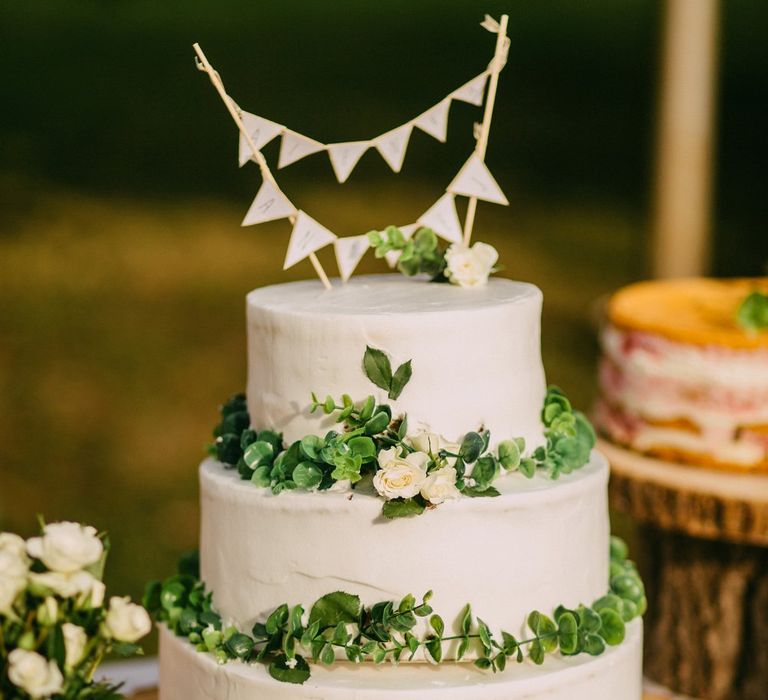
736, 291, 768, 331
209, 347, 596, 518
145, 536, 646, 685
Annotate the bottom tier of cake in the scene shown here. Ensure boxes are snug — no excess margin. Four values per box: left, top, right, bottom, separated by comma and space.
158, 621, 643, 700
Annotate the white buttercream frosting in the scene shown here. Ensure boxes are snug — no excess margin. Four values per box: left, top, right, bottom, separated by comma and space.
246, 275, 547, 450
159, 620, 643, 700
199, 453, 610, 651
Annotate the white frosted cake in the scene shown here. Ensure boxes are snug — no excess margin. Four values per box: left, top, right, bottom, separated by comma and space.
151, 274, 645, 700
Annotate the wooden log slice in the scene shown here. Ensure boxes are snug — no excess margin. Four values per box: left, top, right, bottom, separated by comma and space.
599, 440, 768, 546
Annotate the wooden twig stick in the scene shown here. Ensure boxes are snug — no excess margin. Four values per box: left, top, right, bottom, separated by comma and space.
462, 14, 509, 247
192, 43, 333, 290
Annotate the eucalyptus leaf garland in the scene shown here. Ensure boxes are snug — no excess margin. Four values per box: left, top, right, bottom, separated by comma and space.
145, 537, 645, 686
209, 347, 596, 518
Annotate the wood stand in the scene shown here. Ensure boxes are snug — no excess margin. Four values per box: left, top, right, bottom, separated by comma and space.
601, 440, 768, 700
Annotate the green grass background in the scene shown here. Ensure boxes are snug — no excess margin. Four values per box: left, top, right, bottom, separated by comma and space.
1, 0, 767, 649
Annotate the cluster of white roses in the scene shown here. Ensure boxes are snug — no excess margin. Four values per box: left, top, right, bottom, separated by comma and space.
373, 431, 462, 504
0, 522, 151, 699
444, 241, 499, 288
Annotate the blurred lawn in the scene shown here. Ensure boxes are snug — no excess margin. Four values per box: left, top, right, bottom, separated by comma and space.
0, 179, 643, 612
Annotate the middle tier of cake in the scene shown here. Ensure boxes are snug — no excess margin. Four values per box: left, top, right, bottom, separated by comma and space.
199, 451, 610, 654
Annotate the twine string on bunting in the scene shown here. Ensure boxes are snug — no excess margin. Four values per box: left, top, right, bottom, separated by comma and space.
193, 13, 510, 287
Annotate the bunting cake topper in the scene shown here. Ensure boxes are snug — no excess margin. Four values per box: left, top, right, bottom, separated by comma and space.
193, 13, 510, 288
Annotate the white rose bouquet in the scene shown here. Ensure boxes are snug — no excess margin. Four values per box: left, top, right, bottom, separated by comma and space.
0, 521, 151, 699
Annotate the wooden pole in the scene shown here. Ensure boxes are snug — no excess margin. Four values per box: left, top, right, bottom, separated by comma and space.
463, 14, 509, 247
193, 43, 332, 290
651, 0, 720, 278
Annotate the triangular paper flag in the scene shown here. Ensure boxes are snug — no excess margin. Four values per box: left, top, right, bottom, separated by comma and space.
447, 154, 509, 205
413, 99, 451, 143
241, 180, 297, 226
327, 141, 370, 183
384, 224, 419, 269
451, 73, 489, 107
283, 211, 337, 270
374, 124, 412, 173
334, 234, 370, 282
417, 193, 463, 244
278, 130, 326, 169
480, 14, 501, 33
238, 112, 283, 167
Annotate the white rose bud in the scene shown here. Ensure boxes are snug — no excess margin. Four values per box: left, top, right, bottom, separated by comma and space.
408, 432, 461, 468
37, 597, 59, 626
30, 570, 104, 608
62, 623, 88, 669
420, 466, 462, 505
103, 597, 152, 643
444, 241, 499, 288
7, 649, 64, 699
26, 522, 103, 574
373, 448, 429, 500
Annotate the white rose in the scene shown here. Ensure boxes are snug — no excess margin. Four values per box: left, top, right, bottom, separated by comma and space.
30, 570, 104, 608
7, 649, 64, 699
444, 241, 499, 288
408, 432, 461, 467
26, 522, 103, 574
0, 533, 29, 561
420, 466, 462, 505
103, 597, 152, 643
373, 448, 429, 500
0, 549, 29, 615
62, 623, 88, 669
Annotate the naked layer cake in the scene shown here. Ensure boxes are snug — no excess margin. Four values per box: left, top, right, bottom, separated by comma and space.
596, 277, 768, 472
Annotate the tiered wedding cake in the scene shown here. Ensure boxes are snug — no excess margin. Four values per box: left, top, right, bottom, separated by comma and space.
153, 274, 645, 699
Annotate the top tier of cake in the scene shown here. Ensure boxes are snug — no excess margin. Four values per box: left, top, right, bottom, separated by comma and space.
246, 274, 546, 448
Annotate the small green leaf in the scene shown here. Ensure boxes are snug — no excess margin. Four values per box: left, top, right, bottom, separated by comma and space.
364, 411, 390, 436
359, 395, 376, 421
348, 436, 376, 460
460, 604, 472, 636
332, 621, 350, 645
398, 593, 415, 613
501, 631, 518, 655
429, 614, 445, 638
300, 435, 325, 460
477, 618, 492, 653
251, 465, 271, 488
471, 455, 499, 488
389, 360, 413, 400
557, 612, 579, 654
381, 498, 426, 519
309, 592, 361, 628
457, 636, 470, 661
265, 604, 289, 635
598, 608, 626, 646
474, 656, 492, 670
323, 395, 335, 414
425, 637, 442, 663
243, 441, 274, 469
459, 432, 484, 463
363, 346, 393, 392
269, 654, 311, 684
737, 291, 768, 331
292, 462, 323, 490
528, 639, 545, 665
224, 633, 253, 660
518, 457, 537, 478
583, 633, 606, 656
498, 439, 521, 470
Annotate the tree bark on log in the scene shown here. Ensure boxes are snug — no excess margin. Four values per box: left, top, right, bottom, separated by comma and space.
640, 528, 768, 699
